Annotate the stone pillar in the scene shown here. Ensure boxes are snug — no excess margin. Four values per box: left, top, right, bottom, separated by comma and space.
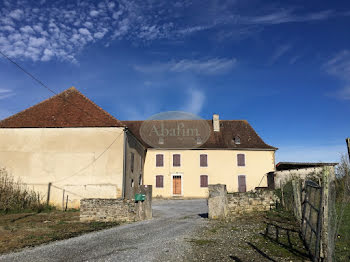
135, 185, 152, 220
208, 184, 227, 220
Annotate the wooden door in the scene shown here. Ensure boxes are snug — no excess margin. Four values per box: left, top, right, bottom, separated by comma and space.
173, 176, 181, 195
238, 175, 246, 193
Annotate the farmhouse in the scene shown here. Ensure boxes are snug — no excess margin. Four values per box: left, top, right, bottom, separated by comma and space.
0, 87, 277, 206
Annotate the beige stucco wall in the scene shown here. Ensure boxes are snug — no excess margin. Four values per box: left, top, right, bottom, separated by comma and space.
143, 149, 276, 198
0, 127, 125, 208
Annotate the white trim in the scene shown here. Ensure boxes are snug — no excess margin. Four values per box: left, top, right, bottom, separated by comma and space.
155, 153, 164, 168
172, 153, 181, 167
171, 173, 183, 196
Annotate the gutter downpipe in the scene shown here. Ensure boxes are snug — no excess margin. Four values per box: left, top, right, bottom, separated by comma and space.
122, 128, 128, 199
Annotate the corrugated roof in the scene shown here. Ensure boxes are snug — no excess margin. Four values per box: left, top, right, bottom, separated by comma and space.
123, 120, 277, 150
0, 87, 125, 128
276, 162, 338, 171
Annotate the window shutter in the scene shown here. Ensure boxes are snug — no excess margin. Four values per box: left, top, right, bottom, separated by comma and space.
156, 154, 163, 167
173, 154, 180, 167
200, 175, 208, 187
237, 154, 245, 166
200, 154, 207, 167
156, 175, 163, 188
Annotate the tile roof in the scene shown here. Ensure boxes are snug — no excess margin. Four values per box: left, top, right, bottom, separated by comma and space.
0, 87, 125, 128
123, 120, 277, 150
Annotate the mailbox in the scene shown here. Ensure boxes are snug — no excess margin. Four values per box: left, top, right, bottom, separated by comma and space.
135, 193, 146, 201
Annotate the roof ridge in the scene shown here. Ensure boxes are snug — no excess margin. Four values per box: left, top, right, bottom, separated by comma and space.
71, 88, 125, 127
0, 87, 125, 127
0, 88, 72, 123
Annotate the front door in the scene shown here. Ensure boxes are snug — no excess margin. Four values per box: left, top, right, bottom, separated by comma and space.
173, 175, 182, 195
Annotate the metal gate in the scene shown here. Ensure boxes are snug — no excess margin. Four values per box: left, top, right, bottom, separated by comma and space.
301, 180, 323, 261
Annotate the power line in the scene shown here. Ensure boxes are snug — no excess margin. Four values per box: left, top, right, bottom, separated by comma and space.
0, 50, 57, 95
0, 50, 126, 184
52, 131, 124, 183
0, 50, 123, 132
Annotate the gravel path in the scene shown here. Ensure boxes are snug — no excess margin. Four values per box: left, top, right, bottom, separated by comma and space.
0, 199, 208, 262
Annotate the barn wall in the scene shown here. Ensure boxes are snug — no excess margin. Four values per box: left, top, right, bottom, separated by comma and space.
0, 127, 125, 208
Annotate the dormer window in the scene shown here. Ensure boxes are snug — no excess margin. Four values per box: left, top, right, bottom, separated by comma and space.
234, 136, 241, 144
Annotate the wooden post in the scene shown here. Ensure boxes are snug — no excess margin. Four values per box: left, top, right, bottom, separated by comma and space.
321, 166, 336, 261
46, 182, 52, 206
292, 179, 302, 222
62, 189, 65, 211
65, 195, 68, 211
346, 138, 350, 162
280, 181, 285, 207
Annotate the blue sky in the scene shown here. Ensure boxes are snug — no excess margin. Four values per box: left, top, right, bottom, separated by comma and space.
0, 0, 349, 163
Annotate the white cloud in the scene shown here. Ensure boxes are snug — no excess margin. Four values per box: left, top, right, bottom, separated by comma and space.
323, 50, 350, 99
181, 88, 205, 115
134, 58, 237, 75
0, 88, 15, 100
268, 44, 292, 65
89, 10, 99, 17
8, 9, 23, 20
0, 1, 347, 64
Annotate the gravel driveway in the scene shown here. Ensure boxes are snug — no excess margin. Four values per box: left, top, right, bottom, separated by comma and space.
0, 199, 208, 262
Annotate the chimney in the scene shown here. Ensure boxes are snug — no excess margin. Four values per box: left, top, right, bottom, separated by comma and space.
213, 114, 220, 132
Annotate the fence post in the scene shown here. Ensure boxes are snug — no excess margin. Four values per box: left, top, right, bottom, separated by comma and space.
292, 179, 302, 222
46, 182, 52, 206
321, 167, 336, 261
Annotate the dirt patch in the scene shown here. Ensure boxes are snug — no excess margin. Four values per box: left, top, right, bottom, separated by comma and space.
184, 210, 311, 262
0, 210, 119, 254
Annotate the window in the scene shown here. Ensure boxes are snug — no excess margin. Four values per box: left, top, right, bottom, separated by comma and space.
237, 154, 245, 167
173, 154, 181, 167
130, 152, 134, 172
156, 175, 164, 188
234, 135, 241, 144
238, 175, 246, 192
139, 174, 142, 186
200, 175, 208, 187
156, 154, 164, 167
200, 154, 208, 167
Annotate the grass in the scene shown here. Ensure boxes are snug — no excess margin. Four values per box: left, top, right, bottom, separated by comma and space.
188, 238, 215, 245
251, 209, 310, 261
0, 210, 119, 254
335, 203, 350, 261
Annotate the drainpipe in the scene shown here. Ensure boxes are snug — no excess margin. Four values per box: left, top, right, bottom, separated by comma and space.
122, 128, 128, 199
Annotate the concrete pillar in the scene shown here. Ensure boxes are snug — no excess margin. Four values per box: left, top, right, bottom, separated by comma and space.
135, 185, 152, 220
208, 184, 227, 220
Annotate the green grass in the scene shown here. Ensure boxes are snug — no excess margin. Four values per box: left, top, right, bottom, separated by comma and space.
188, 239, 215, 246
335, 203, 350, 262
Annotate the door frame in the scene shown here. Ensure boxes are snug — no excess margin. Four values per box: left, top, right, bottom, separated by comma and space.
171, 173, 183, 196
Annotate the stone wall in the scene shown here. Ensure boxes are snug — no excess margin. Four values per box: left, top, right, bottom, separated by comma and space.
80, 198, 136, 222
208, 184, 277, 220
80, 185, 152, 222
227, 190, 277, 217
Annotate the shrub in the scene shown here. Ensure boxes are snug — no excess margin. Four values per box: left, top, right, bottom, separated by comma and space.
0, 168, 49, 213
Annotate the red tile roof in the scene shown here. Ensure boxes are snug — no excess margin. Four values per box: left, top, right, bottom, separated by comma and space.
123, 120, 277, 150
0, 87, 125, 128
